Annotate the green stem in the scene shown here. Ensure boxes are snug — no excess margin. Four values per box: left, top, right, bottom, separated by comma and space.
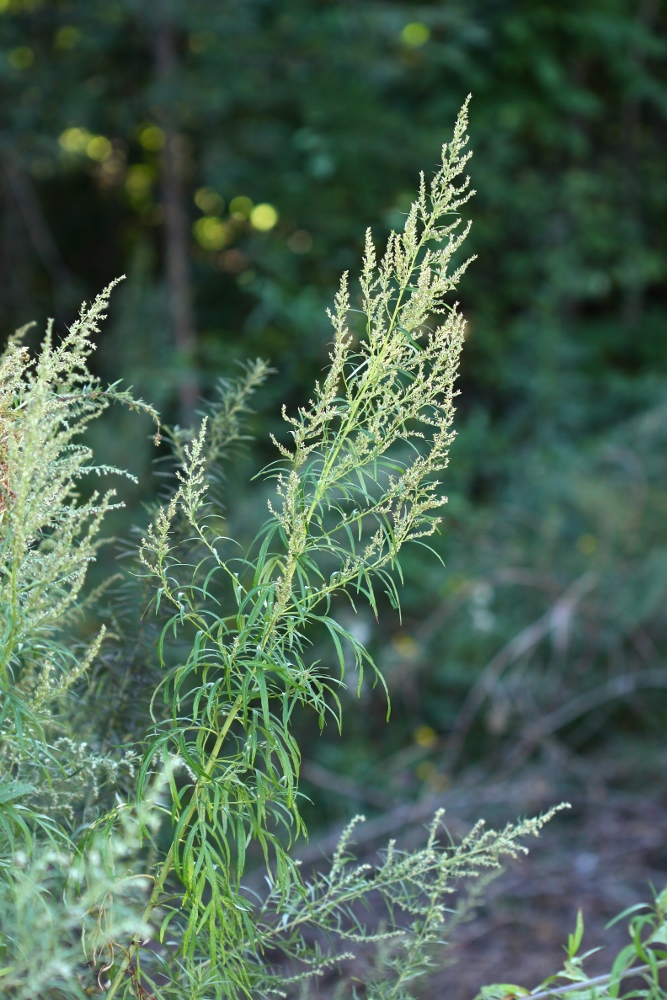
104, 693, 244, 999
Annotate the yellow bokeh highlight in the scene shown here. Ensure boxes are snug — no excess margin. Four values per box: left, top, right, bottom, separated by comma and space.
250, 203, 279, 231
59, 128, 113, 163
401, 22, 431, 47
0, 0, 10, 12
229, 195, 253, 218
391, 631, 418, 658
8, 46, 34, 69
445, 572, 468, 593
421, 767, 449, 792
55, 25, 81, 49
416, 760, 435, 782
139, 125, 165, 152
125, 164, 154, 199
194, 187, 224, 215
413, 724, 438, 750
86, 135, 112, 162
59, 127, 92, 154
193, 216, 230, 251
576, 533, 597, 556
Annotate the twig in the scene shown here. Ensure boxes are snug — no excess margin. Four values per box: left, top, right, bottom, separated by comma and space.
505, 668, 667, 770
526, 959, 667, 1000
301, 761, 393, 810
415, 568, 559, 648
446, 574, 597, 770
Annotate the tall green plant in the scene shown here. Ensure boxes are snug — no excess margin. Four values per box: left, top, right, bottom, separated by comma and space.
1, 102, 566, 1000
98, 98, 559, 999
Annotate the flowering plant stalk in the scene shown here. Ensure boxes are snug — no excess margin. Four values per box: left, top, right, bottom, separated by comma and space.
1, 101, 568, 1000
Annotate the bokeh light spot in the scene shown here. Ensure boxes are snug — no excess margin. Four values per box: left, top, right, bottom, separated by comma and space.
401, 22, 431, 47
287, 229, 313, 254
220, 249, 248, 273
576, 533, 597, 556
391, 631, 418, 659
250, 203, 279, 231
100, 155, 124, 182
86, 136, 112, 162
193, 216, 230, 250
229, 195, 253, 218
413, 725, 438, 750
416, 760, 435, 782
237, 268, 256, 286
8, 46, 34, 69
55, 26, 81, 49
194, 187, 224, 215
125, 164, 155, 199
59, 127, 92, 154
139, 125, 165, 151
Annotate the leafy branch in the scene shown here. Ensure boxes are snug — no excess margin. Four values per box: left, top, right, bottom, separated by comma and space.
0, 279, 158, 846
478, 886, 667, 1000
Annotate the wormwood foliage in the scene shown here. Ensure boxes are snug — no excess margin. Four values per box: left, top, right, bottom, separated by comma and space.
124, 97, 477, 991
0, 101, 570, 1000
0, 280, 158, 848
98, 96, 560, 999
251, 809, 562, 1000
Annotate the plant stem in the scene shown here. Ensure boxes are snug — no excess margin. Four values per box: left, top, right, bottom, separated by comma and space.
104, 694, 244, 999
527, 960, 667, 1000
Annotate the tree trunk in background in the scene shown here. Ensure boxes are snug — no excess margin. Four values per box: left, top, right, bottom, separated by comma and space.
0, 167, 32, 324
154, 15, 198, 425
4, 159, 74, 298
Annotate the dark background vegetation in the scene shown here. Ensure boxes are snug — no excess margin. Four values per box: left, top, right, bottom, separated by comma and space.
2, 0, 667, 993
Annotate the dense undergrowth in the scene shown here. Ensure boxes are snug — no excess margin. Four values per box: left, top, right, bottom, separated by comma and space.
0, 103, 666, 1000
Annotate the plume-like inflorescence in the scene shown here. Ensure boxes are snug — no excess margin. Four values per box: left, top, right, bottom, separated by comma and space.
0, 279, 158, 843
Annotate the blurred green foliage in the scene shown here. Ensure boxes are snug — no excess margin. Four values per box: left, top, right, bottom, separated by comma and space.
1, 0, 667, 822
